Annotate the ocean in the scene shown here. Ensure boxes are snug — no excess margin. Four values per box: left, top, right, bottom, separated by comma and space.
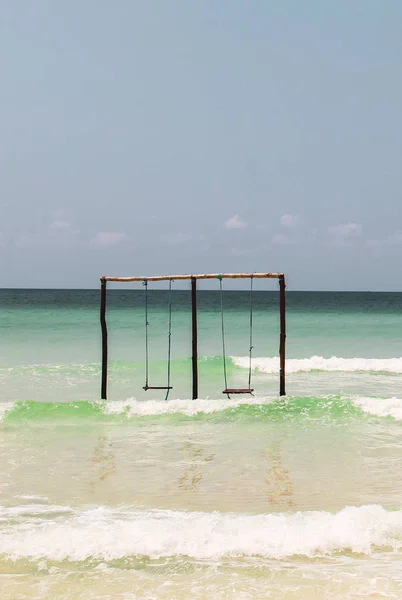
1, 288, 402, 599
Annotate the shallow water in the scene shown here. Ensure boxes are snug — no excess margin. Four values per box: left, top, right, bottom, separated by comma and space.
1, 289, 402, 598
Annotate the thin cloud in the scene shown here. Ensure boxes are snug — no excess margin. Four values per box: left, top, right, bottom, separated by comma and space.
231, 245, 265, 256
49, 220, 80, 235
280, 214, 300, 228
50, 220, 72, 230
308, 228, 319, 243
271, 233, 294, 245
14, 234, 40, 248
161, 233, 192, 245
328, 222, 362, 246
224, 214, 247, 229
91, 232, 127, 248
269, 213, 301, 245
329, 222, 362, 237
367, 231, 402, 247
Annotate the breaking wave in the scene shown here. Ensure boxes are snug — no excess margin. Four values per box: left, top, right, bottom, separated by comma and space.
233, 355, 402, 374
1, 395, 402, 423
1, 504, 402, 562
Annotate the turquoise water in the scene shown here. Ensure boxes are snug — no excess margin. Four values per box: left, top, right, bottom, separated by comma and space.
1, 289, 402, 599
3, 289, 402, 401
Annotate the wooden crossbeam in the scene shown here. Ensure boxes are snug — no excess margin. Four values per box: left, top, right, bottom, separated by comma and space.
101, 272, 284, 283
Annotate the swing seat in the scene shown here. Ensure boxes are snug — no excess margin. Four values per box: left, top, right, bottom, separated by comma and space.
223, 388, 254, 395
143, 386, 173, 391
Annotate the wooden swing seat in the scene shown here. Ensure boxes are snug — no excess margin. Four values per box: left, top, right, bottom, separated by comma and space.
143, 386, 173, 391
223, 388, 254, 394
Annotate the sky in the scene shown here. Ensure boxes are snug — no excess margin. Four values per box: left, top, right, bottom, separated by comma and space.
1, 0, 402, 290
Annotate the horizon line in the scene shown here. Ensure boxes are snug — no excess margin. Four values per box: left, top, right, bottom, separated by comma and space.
1, 287, 401, 293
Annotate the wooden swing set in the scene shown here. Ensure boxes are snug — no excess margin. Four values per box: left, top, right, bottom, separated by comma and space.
99, 272, 286, 400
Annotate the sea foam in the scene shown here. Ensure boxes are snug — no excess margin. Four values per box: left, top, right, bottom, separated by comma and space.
1, 504, 402, 562
354, 396, 402, 421
233, 355, 402, 374
2, 395, 402, 421
102, 396, 275, 417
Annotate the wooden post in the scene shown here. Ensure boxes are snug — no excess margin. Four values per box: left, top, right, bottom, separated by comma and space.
100, 278, 108, 400
279, 275, 286, 396
191, 277, 198, 400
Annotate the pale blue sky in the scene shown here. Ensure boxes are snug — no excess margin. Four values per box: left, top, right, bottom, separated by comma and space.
1, 0, 402, 289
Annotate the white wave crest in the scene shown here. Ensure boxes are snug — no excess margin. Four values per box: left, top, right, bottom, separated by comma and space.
354, 397, 402, 421
0, 402, 15, 423
102, 397, 275, 417
103, 396, 402, 421
1, 504, 402, 562
232, 355, 402, 374
3, 396, 402, 422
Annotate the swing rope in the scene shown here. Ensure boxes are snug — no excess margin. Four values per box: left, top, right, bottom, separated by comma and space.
143, 277, 173, 399
218, 273, 254, 398
165, 278, 173, 401
218, 275, 229, 394
248, 275, 254, 390
143, 278, 149, 390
